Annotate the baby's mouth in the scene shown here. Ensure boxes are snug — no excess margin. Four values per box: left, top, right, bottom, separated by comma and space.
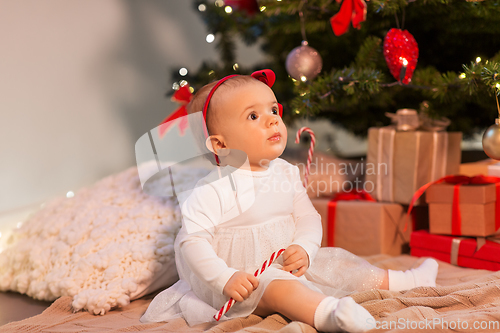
268, 132, 281, 141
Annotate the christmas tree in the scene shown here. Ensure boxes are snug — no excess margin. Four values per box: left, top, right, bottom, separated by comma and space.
173, 0, 500, 138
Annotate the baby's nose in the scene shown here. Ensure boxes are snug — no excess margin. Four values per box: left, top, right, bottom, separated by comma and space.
268, 116, 278, 127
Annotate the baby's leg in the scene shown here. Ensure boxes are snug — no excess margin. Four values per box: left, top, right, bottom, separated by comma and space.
386, 258, 439, 291
253, 279, 373, 332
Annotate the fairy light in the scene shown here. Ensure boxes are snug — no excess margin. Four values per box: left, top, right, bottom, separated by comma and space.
198, 4, 206, 11
189, 86, 194, 93
295, 109, 300, 114
476, 57, 482, 63
496, 83, 500, 89
233, 63, 239, 71
172, 82, 180, 90
300, 76, 307, 82
179, 68, 188, 76
225, 6, 232, 14
459, 73, 466, 79
214, 0, 224, 7
208, 70, 215, 76
402, 58, 408, 66
206, 34, 215, 43
180, 80, 188, 87
260, 6, 266, 11
66, 191, 74, 198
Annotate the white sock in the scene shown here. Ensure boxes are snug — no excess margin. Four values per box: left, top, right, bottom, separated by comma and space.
313, 296, 374, 332
388, 258, 439, 292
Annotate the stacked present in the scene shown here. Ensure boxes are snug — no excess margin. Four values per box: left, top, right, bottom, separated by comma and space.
409, 175, 500, 271
311, 109, 463, 256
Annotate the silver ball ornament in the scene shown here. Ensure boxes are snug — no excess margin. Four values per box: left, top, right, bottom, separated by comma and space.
482, 119, 500, 160
285, 41, 322, 81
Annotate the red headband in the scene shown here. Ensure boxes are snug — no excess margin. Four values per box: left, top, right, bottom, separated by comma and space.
201, 69, 283, 139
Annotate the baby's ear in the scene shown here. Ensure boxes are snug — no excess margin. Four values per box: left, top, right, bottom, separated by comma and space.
205, 135, 227, 155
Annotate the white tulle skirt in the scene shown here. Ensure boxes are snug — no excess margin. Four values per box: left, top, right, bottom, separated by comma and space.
140, 215, 386, 326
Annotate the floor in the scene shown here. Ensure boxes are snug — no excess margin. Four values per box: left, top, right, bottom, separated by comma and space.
0, 291, 52, 327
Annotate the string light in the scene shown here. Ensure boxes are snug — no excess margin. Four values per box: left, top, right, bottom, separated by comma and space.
180, 80, 188, 87
214, 0, 224, 7
225, 6, 232, 14
198, 4, 206, 11
295, 109, 300, 114
476, 57, 482, 63
66, 191, 74, 198
206, 34, 215, 43
172, 82, 180, 90
496, 83, 500, 89
233, 63, 239, 70
260, 6, 266, 11
179, 68, 188, 76
401, 58, 408, 66
459, 73, 466, 79
300, 76, 307, 82
189, 86, 195, 93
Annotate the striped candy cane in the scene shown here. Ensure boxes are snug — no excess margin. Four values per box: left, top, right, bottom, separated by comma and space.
214, 248, 286, 321
295, 127, 316, 188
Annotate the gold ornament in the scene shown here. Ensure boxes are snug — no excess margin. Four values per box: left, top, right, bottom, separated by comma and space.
285, 41, 322, 81
482, 118, 500, 160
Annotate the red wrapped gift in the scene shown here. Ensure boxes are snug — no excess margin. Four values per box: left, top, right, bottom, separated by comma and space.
410, 230, 500, 271
408, 175, 500, 237
311, 191, 409, 256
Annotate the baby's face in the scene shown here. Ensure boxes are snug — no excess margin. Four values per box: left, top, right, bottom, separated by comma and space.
215, 81, 287, 171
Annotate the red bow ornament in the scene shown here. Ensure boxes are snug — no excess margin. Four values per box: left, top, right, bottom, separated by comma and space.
158, 84, 193, 137
330, 0, 367, 36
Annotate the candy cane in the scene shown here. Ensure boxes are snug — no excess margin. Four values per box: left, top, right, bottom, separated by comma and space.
295, 127, 316, 188
213, 248, 286, 321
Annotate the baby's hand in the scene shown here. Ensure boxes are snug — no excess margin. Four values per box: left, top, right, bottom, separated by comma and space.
223, 271, 259, 302
282, 244, 309, 277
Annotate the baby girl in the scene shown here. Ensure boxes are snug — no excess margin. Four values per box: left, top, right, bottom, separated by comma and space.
140, 70, 438, 332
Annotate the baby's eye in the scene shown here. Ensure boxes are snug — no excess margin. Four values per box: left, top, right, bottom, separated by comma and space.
271, 107, 279, 115
248, 112, 258, 120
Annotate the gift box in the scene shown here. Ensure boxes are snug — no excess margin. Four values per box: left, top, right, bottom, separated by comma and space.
311, 197, 410, 256
426, 179, 500, 237
366, 127, 462, 204
459, 158, 497, 177
410, 230, 500, 271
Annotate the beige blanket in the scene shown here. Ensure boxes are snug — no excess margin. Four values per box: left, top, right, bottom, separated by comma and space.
3, 255, 500, 333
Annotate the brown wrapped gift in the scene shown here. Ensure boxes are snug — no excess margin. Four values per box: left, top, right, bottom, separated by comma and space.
311, 198, 410, 256
366, 127, 462, 204
426, 182, 500, 237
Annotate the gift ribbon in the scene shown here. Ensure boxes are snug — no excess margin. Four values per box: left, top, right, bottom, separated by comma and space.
450, 237, 466, 266
327, 190, 376, 247
406, 175, 500, 235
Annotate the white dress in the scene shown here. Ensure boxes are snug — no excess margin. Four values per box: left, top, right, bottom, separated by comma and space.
140, 158, 386, 326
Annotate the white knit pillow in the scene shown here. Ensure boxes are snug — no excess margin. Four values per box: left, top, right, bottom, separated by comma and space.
0, 164, 210, 315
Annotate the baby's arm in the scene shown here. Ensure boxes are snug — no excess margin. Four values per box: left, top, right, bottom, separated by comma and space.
178, 183, 257, 299
288, 165, 323, 271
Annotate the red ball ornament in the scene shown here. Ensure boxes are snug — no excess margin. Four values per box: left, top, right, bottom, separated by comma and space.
383, 28, 419, 84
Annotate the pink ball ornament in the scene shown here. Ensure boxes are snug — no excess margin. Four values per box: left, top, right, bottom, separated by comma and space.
285, 41, 322, 81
